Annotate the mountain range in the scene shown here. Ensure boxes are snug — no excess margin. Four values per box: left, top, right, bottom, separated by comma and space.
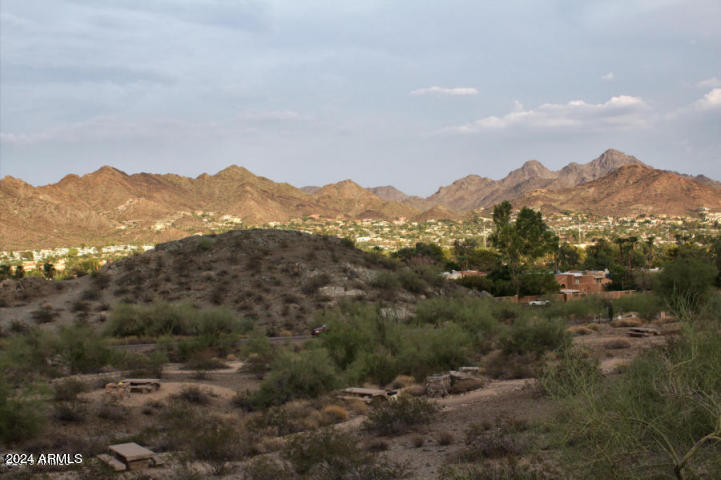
1, 149, 720, 249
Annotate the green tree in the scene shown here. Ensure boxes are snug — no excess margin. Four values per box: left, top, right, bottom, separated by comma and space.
489, 201, 558, 296
556, 242, 582, 272
13, 265, 24, 279
584, 238, 616, 270
42, 263, 56, 280
656, 254, 717, 318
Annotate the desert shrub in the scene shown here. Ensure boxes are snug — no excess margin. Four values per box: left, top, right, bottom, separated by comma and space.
396, 323, 472, 380
283, 428, 407, 479
241, 330, 275, 378
438, 431, 454, 445
90, 270, 111, 289
197, 238, 213, 251
57, 324, 116, 373
485, 352, 539, 380
554, 325, 721, 478
316, 302, 474, 385
364, 396, 438, 435
0, 328, 57, 381
53, 378, 87, 402
322, 404, 349, 423
249, 348, 340, 408
96, 399, 128, 421
177, 386, 211, 405
246, 405, 298, 436
370, 271, 400, 290
610, 292, 664, 320
183, 354, 228, 371
413, 297, 499, 349
118, 351, 167, 377
31, 305, 57, 324
243, 457, 294, 480
301, 273, 331, 295
0, 380, 46, 442
105, 302, 251, 337
162, 401, 250, 461
539, 297, 602, 321
53, 400, 86, 423
500, 318, 571, 356
539, 348, 601, 399
81, 287, 101, 301
457, 423, 525, 462
398, 269, 427, 293
655, 254, 717, 318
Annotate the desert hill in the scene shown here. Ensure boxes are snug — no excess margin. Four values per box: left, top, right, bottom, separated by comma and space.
0, 229, 448, 333
516, 164, 721, 216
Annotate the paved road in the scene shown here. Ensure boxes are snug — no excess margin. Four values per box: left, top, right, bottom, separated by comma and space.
111, 334, 313, 352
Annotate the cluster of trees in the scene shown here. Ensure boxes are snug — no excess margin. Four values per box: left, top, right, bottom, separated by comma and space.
392, 201, 561, 296
389, 201, 721, 298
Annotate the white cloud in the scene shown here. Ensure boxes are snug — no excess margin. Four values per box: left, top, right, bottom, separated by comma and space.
695, 88, 721, 110
441, 95, 651, 134
410, 86, 479, 96
697, 77, 721, 88
601, 72, 615, 81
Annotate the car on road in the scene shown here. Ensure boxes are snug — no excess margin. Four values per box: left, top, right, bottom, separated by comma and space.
311, 324, 328, 336
528, 300, 551, 306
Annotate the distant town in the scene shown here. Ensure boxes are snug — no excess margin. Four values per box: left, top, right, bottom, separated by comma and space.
2, 209, 719, 278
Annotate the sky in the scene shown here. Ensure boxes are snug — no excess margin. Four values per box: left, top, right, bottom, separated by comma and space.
1, 0, 720, 196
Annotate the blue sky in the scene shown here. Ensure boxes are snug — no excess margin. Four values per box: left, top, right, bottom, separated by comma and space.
1, 0, 720, 195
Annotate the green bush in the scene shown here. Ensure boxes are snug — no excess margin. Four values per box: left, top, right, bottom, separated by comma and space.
656, 255, 717, 318
414, 296, 499, 344
283, 428, 407, 479
105, 302, 252, 338
555, 325, 721, 478
162, 401, 251, 462
53, 378, 88, 402
0, 380, 46, 443
370, 271, 400, 290
398, 269, 428, 293
364, 396, 438, 435
500, 318, 570, 356
396, 323, 472, 380
540, 348, 601, 399
57, 324, 117, 374
249, 348, 340, 408
611, 292, 664, 320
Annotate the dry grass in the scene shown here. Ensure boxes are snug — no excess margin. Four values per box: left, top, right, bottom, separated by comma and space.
568, 325, 594, 336
322, 405, 349, 423
611, 317, 643, 328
